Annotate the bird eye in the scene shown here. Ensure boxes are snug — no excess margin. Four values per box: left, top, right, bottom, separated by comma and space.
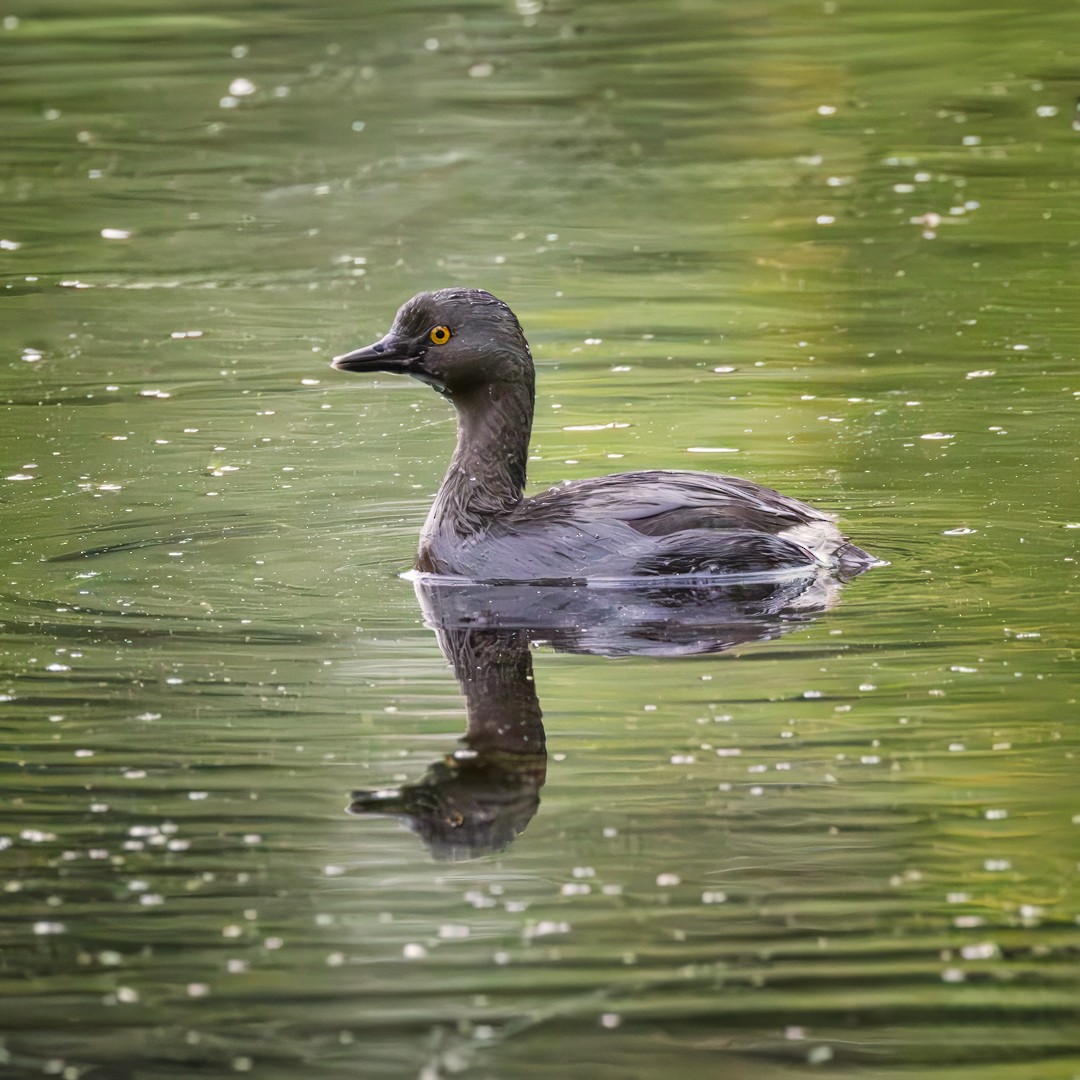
429, 325, 452, 345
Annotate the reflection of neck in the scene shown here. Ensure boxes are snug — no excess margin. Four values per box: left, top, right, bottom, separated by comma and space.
428, 379, 534, 537
440, 628, 545, 758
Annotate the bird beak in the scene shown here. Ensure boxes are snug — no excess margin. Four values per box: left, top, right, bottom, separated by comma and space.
331, 332, 415, 373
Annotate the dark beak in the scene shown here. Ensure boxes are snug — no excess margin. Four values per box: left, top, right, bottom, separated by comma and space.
331, 332, 416, 374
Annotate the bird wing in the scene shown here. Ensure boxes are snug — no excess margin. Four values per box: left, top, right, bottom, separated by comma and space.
517, 470, 831, 538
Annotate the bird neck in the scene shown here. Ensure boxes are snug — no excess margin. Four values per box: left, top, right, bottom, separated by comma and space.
428, 378, 534, 538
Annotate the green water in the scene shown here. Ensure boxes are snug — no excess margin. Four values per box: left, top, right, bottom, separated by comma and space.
1, 1, 1078, 1078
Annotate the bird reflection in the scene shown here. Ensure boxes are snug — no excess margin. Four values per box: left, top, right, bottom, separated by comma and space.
349, 569, 852, 859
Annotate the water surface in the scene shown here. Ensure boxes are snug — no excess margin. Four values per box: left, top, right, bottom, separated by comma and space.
1, 1, 1078, 1077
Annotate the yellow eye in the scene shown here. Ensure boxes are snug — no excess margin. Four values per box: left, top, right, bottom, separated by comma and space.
429, 325, 452, 345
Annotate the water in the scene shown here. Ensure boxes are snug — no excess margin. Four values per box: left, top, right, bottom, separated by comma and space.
1, 1, 1078, 1077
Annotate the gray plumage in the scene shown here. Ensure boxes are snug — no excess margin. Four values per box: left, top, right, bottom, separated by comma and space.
332, 288, 874, 582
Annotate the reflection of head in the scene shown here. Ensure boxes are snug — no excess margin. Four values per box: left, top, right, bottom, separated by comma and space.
349, 627, 546, 861
349, 747, 545, 861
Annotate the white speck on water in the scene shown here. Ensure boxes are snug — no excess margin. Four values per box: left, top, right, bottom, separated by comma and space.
438, 924, 470, 939
229, 77, 256, 96
966, 369, 995, 378
687, 446, 739, 454
33, 921, 66, 935
561, 882, 591, 896
984, 808, 1008, 819
816, 214, 835, 225
1011, 343, 1029, 351
807, 1045, 833, 1065
0, 238, 21, 250
468, 62, 494, 78
920, 432, 954, 440
1036, 105, 1058, 117
21, 348, 41, 361
6, 473, 35, 481
942, 968, 966, 982
527, 920, 570, 937
984, 858, 1011, 872
600, 1013, 621, 1029
656, 873, 681, 887
21, 829, 56, 842
816, 104, 837, 115
962, 134, 981, 146
960, 942, 998, 960
101, 228, 131, 240
670, 754, 695, 765
351, 120, 365, 132
943, 527, 977, 536
702, 890, 727, 904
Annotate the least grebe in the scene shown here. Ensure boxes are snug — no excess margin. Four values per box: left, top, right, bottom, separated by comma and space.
332, 288, 874, 581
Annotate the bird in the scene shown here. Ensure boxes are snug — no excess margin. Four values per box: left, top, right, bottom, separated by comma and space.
331, 288, 875, 583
